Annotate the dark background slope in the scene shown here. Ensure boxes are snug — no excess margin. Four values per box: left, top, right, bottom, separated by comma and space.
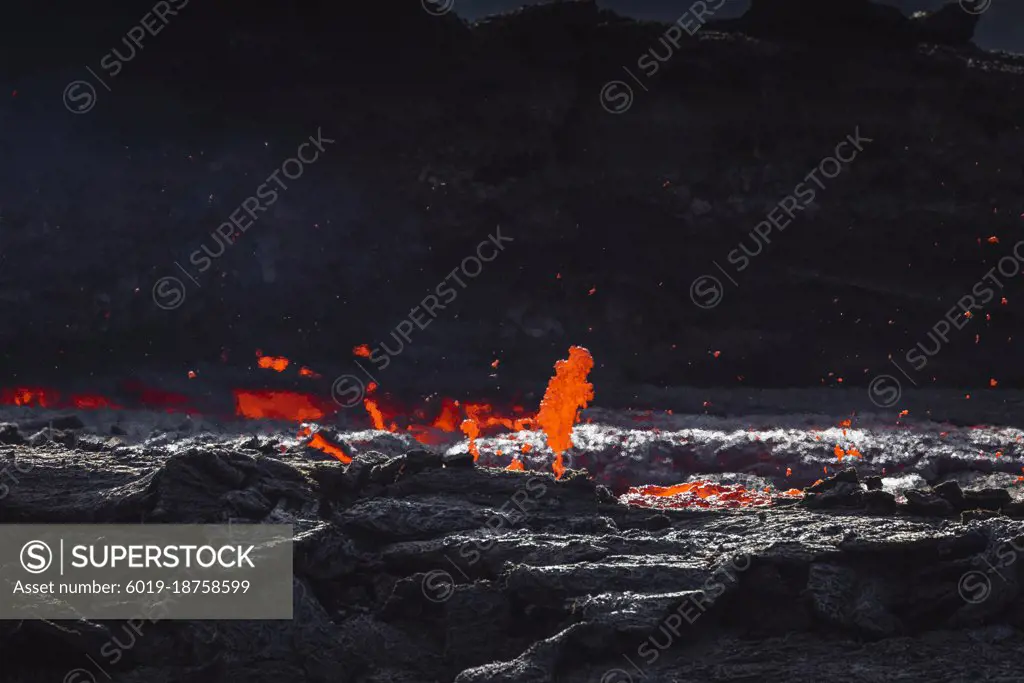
0, 0, 1022, 402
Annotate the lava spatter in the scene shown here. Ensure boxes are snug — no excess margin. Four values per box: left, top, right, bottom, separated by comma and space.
536, 346, 594, 479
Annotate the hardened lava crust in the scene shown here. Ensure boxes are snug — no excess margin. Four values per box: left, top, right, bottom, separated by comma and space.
2, 410, 1024, 683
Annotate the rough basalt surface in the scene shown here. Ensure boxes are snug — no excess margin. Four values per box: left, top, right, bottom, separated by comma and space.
4, 428, 1024, 682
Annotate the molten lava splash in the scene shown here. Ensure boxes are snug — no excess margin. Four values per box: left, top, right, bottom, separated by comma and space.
233, 390, 325, 421
364, 398, 388, 431
620, 481, 804, 509
353, 344, 372, 358
536, 346, 594, 479
298, 366, 321, 379
461, 418, 481, 460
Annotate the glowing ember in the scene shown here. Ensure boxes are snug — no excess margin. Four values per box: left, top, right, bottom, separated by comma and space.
234, 390, 325, 421
299, 366, 322, 379
506, 459, 525, 471
353, 344, 372, 358
536, 346, 594, 479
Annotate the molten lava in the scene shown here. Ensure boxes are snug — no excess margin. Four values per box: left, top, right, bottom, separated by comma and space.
461, 418, 481, 460
256, 355, 290, 372
432, 399, 461, 432
2, 387, 55, 408
364, 398, 387, 431
536, 346, 594, 479
620, 481, 804, 509
307, 432, 351, 463
233, 390, 325, 421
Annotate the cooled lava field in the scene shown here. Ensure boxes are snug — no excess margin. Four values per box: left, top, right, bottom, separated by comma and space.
5, 0, 1024, 681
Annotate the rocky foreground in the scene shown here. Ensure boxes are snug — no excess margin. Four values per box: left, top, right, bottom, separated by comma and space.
3, 415, 1024, 682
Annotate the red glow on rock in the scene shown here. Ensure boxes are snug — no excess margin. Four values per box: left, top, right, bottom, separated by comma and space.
70, 393, 118, 410
121, 381, 197, 414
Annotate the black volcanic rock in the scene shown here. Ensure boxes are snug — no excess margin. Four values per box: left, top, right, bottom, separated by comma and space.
721, 0, 981, 49
904, 489, 956, 516
724, 0, 916, 47
964, 487, 1012, 511
863, 489, 897, 514
807, 466, 860, 493
934, 479, 967, 508
0, 423, 23, 444
3, 441, 1024, 680
911, 2, 983, 47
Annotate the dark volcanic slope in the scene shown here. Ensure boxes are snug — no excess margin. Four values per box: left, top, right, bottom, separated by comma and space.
3, 1, 1024, 396
4, 424, 1024, 682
